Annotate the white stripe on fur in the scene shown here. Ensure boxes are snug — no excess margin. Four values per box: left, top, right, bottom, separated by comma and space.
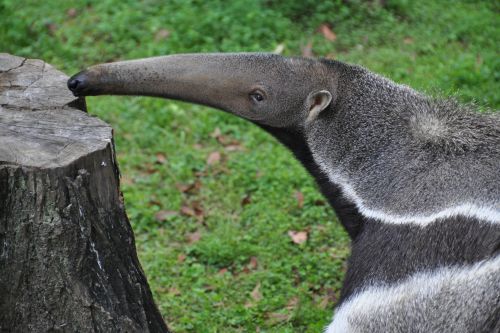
325, 255, 500, 333
329, 172, 500, 225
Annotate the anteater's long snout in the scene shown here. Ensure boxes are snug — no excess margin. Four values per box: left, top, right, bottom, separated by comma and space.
66, 54, 257, 103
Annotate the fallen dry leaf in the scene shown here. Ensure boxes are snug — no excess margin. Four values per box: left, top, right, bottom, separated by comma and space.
211, 127, 222, 138
295, 191, 304, 209
288, 230, 308, 245
46, 23, 58, 36
180, 205, 196, 217
250, 283, 262, 302
154, 210, 177, 221
248, 256, 258, 270
190, 201, 205, 222
177, 253, 186, 263
241, 194, 252, 207
186, 231, 201, 244
155, 28, 170, 41
142, 162, 157, 175
266, 312, 289, 325
207, 151, 221, 165
155, 152, 167, 164
120, 176, 134, 186
168, 287, 181, 296
319, 24, 337, 42
318, 296, 330, 309
225, 144, 244, 152
67, 8, 77, 18
176, 180, 202, 194
286, 296, 299, 310
403, 37, 414, 44
148, 198, 161, 207
195, 170, 207, 178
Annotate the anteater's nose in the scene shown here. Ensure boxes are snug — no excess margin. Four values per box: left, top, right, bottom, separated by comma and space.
67, 71, 88, 96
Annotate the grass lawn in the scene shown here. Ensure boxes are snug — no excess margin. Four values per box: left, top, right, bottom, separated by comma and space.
2, 0, 498, 331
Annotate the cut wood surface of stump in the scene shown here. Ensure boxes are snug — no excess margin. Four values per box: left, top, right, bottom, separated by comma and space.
0, 53, 169, 332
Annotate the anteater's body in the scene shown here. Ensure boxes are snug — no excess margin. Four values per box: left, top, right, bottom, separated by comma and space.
69, 53, 500, 332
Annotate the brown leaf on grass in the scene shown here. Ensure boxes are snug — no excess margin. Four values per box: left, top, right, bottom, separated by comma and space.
294, 191, 304, 209
155, 152, 167, 164
46, 23, 57, 36
248, 256, 259, 270
286, 297, 299, 310
207, 151, 221, 165
148, 198, 162, 207
142, 162, 157, 175
154, 210, 178, 221
176, 180, 202, 194
225, 144, 245, 152
176, 183, 190, 193
190, 201, 205, 222
288, 230, 308, 245
186, 231, 201, 244
212, 128, 242, 148
403, 37, 414, 44
245, 282, 262, 308
211, 127, 222, 138
250, 283, 262, 301
177, 253, 186, 263
195, 170, 207, 178
318, 296, 330, 309
266, 312, 289, 325
120, 176, 134, 186
241, 194, 252, 207
180, 205, 196, 217
155, 28, 170, 41
67, 8, 78, 18
301, 40, 314, 58
168, 287, 181, 296
319, 24, 337, 42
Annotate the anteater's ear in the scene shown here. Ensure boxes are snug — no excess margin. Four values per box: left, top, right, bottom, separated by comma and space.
306, 90, 333, 122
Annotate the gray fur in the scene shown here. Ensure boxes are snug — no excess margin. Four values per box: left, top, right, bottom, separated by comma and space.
306, 63, 500, 222
68, 53, 500, 332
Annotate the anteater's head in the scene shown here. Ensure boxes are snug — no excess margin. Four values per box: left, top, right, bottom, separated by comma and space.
68, 53, 336, 127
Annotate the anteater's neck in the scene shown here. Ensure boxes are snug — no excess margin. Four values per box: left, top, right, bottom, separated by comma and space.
256, 124, 365, 239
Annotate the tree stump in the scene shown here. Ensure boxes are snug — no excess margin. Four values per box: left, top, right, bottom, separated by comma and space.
0, 53, 169, 333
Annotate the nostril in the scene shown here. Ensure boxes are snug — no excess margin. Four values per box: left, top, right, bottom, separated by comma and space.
67, 71, 89, 95
67, 78, 81, 91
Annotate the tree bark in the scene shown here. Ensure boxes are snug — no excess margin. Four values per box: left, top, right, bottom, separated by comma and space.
0, 53, 169, 333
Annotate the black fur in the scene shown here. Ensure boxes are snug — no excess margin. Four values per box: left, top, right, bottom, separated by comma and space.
341, 216, 500, 304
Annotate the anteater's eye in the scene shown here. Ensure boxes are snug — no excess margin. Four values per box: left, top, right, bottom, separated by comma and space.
249, 91, 264, 102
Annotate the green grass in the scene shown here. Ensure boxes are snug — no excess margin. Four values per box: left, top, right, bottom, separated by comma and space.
1, 0, 498, 331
